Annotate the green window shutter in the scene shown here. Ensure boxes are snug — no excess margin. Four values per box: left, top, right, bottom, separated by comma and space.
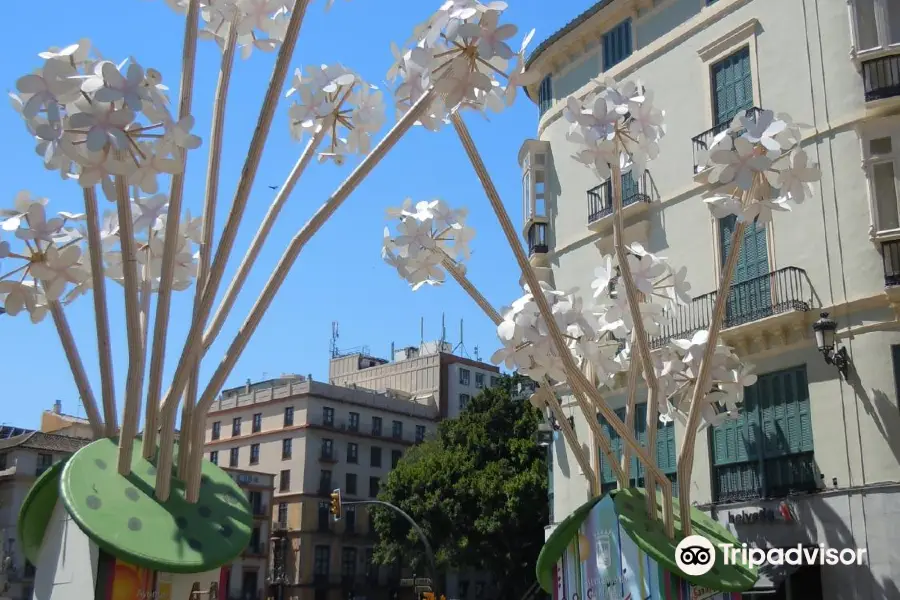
656, 418, 677, 475
712, 46, 752, 126
602, 19, 633, 71
759, 366, 812, 457
598, 410, 625, 485
622, 172, 640, 206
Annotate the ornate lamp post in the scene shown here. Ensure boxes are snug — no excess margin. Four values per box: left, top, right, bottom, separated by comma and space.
813, 312, 851, 378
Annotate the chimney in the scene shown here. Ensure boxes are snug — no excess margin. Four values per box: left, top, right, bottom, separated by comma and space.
53, 400, 62, 415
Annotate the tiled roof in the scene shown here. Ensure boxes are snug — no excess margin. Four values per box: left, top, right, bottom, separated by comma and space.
524, 0, 612, 99
0, 431, 91, 454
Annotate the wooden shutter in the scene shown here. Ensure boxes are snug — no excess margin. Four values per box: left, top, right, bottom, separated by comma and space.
711, 46, 753, 126
603, 19, 633, 71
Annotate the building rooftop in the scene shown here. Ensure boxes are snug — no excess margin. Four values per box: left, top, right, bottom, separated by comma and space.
524, 0, 612, 98
0, 431, 91, 454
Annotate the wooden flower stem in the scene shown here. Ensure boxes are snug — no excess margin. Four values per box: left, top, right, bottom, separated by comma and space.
82, 187, 117, 436
620, 333, 640, 483
155, 0, 311, 499
450, 113, 674, 536
440, 257, 612, 491
113, 173, 145, 476
609, 161, 663, 520
48, 301, 104, 438
180, 89, 439, 502
175, 23, 239, 476
155, 0, 311, 500
676, 196, 749, 534
144, 0, 201, 487
201, 122, 330, 351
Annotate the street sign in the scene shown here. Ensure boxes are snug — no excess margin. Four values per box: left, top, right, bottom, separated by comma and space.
399, 578, 415, 587
415, 578, 432, 586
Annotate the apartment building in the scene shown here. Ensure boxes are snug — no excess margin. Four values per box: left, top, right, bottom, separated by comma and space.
221, 468, 276, 600
0, 429, 90, 600
520, 0, 900, 598
329, 341, 502, 419
203, 374, 440, 600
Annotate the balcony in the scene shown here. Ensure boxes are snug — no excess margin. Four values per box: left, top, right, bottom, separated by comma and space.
587, 170, 655, 224
880, 239, 900, 312
251, 503, 268, 518
319, 448, 338, 463
527, 221, 548, 255
651, 266, 813, 356
863, 54, 900, 103
691, 107, 762, 174
713, 452, 819, 504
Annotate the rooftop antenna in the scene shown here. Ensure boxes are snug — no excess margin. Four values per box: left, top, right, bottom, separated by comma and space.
453, 318, 470, 358
440, 313, 446, 347
330, 321, 340, 358
473, 345, 481, 362
420, 317, 424, 347
390, 341, 395, 362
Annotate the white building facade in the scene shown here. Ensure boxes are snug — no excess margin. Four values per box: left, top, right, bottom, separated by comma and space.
521, 0, 900, 597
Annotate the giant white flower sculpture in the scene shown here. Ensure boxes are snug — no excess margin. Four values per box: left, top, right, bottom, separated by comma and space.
11, 40, 200, 201
382, 198, 475, 290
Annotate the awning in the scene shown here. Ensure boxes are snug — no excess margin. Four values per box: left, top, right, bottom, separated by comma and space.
741, 562, 804, 595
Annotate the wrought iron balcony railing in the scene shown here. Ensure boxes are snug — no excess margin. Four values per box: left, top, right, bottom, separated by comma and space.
586, 170, 655, 225
863, 54, 900, 102
651, 266, 812, 348
882, 239, 900, 286
691, 107, 762, 174
527, 221, 548, 255
712, 452, 818, 504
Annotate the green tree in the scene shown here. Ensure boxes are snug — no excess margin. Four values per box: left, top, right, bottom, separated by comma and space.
371, 374, 548, 600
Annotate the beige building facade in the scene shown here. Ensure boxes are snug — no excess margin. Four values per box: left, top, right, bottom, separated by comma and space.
221, 468, 276, 600
521, 0, 900, 597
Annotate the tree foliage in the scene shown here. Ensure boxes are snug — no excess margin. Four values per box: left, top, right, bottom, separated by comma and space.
371, 374, 548, 599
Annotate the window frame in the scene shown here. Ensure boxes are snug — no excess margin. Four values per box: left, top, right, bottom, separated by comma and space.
601, 18, 634, 71
314, 545, 331, 574
537, 75, 553, 117
321, 438, 334, 459
475, 372, 484, 388
391, 449, 402, 469
861, 124, 900, 238
284, 406, 294, 427
459, 368, 470, 386
414, 425, 426, 443
346, 472, 358, 495
391, 420, 403, 439
279, 468, 291, 492
370, 446, 382, 468
252, 413, 262, 433
282, 438, 292, 460
211, 421, 220, 440
229, 447, 240, 467
323, 407, 335, 426
232, 417, 242, 437
209, 450, 218, 465
277, 502, 288, 525
249, 443, 260, 465
349, 412, 360, 431
696, 21, 761, 135
347, 442, 358, 463
371, 416, 382, 436
459, 393, 470, 411
849, 0, 900, 58
368, 476, 380, 498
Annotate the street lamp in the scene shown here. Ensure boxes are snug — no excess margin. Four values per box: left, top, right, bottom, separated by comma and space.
812, 312, 850, 379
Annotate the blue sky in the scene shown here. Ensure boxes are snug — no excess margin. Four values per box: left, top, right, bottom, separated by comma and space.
0, 0, 596, 430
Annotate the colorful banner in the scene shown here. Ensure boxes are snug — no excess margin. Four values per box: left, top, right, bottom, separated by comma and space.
105, 559, 155, 600
551, 497, 742, 600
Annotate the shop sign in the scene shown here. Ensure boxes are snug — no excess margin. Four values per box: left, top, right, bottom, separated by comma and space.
728, 502, 794, 525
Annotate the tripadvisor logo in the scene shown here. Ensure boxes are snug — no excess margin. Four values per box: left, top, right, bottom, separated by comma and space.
675, 534, 868, 577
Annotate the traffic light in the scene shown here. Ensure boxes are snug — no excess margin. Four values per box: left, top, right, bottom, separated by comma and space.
329, 488, 342, 520
419, 593, 434, 600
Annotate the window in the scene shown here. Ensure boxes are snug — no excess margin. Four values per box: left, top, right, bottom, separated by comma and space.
0, 453, 7, 470
249, 443, 260, 465
320, 470, 332, 493
719, 213, 769, 324
537, 75, 553, 116
369, 476, 380, 498
279, 469, 291, 492
864, 132, 900, 234
314, 545, 330, 575
282, 438, 292, 460
209, 450, 218, 465
211, 421, 221, 440
249, 490, 263, 514
459, 368, 470, 385
229, 447, 239, 467
318, 501, 330, 530
347, 442, 358, 463
252, 413, 262, 433
602, 19, 633, 71
391, 420, 403, 439
490, 376, 500, 387
459, 393, 470, 411
321, 439, 334, 460
475, 372, 484, 388
345, 507, 356, 532
232, 417, 242, 437
710, 366, 817, 502
370, 446, 382, 468
249, 526, 261, 553
391, 449, 402, 469
853, 0, 900, 53
284, 406, 294, 427
35, 453, 53, 476
711, 47, 753, 128
372, 416, 382, 436
342, 547, 358, 576
346, 472, 358, 495
349, 412, 360, 432
415, 425, 426, 443
277, 502, 288, 525
598, 403, 677, 495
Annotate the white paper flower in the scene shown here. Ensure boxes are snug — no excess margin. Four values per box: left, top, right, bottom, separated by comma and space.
383, 199, 475, 289
12, 41, 202, 202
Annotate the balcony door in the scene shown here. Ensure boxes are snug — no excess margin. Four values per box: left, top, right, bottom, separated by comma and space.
711, 46, 753, 128
720, 215, 770, 327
